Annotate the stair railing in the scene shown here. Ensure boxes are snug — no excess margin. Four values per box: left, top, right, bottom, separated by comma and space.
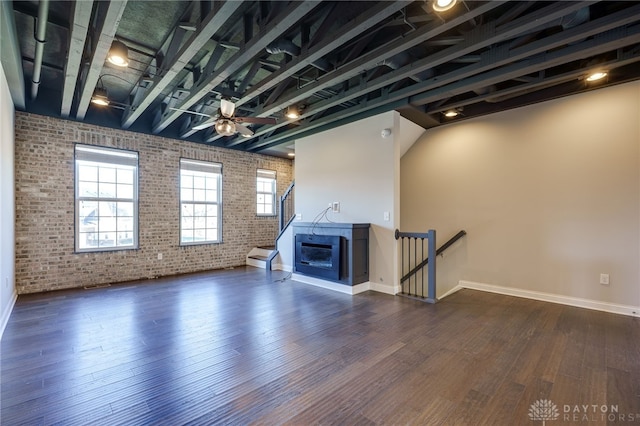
278, 180, 295, 234
267, 181, 295, 271
395, 229, 467, 303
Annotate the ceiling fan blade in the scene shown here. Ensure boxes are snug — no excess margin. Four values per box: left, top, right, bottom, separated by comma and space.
235, 123, 254, 137
220, 99, 235, 118
169, 107, 211, 118
192, 117, 217, 130
235, 116, 277, 125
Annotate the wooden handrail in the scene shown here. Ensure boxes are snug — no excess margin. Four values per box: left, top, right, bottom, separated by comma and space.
399, 230, 466, 284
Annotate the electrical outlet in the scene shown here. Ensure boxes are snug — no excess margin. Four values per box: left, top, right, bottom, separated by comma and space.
296, 213, 302, 220
383, 211, 390, 221
600, 273, 609, 286
157, 253, 163, 260
332, 201, 340, 213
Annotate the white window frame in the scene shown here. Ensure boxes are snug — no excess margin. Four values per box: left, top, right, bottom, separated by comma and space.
257, 169, 277, 217
180, 159, 222, 245
75, 144, 139, 252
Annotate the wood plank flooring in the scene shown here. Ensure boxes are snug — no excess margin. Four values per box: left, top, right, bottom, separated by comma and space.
1, 266, 639, 425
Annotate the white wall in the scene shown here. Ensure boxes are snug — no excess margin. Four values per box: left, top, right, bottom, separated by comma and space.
0, 64, 17, 336
295, 111, 420, 293
401, 81, 640, 307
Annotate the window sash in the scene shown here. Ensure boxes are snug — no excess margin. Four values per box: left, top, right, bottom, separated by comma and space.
75, 144, 139, 252
180, 159, 222, 245
256, 170, 276, 216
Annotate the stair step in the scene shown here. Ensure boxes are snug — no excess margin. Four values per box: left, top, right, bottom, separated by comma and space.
248, 255, 269, 261
257, 245, 276, 250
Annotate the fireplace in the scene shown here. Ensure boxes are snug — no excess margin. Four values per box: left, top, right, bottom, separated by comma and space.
295, 234, 341, 281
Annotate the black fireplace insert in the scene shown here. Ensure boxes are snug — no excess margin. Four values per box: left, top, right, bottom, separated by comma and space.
295, 234, 341, 280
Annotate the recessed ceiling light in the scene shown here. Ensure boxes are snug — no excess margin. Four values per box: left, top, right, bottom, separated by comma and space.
287, 152, 295, 157
586, 71, 607, 82
432, 0, 457, 13
443, 109, 459, 118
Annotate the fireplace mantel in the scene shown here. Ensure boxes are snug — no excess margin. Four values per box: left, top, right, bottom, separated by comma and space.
292, 222, 370, 286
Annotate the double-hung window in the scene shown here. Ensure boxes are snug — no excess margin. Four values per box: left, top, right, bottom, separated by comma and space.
75, 144, 138, 252
180, 159, 222, 245
257, 169, 276, 216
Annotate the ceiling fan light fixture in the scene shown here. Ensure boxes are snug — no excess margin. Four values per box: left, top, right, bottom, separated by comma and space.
107, 40, 129, 67
586, 71, 607, 82
432, 0, 457, 13
285, 106, 300, 119
91, 87, 110, 106
215, 118, 236, 136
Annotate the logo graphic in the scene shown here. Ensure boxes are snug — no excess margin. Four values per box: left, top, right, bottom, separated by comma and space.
529, 399, 560, 425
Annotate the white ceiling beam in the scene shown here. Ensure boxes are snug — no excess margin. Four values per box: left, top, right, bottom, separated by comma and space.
76, 0, 128, 120
0, 0, 26, 109
152, 1, 323, 134
61, 1, 94, 117
121, 0, 243, 129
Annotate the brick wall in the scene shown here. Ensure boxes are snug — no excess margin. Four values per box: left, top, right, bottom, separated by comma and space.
14, 112, 293, 294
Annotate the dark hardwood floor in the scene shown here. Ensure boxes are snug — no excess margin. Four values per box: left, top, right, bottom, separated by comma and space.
1, 266, 639, 425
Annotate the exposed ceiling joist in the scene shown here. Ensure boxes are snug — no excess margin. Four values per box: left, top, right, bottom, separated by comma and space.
121, 0, 244, 129
76, 0, 128, 120
251, 21, 640, 151
231, 0, 591, 148
217, 0, 507, 146
184, 0, 411, 139
60, 1, 94, 118
429, 51, 640, 114
240, 1, 412, 106
0, 0, 26, 109
152, 1, 323, 134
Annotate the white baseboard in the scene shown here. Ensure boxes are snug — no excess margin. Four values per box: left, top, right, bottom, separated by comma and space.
273, 263, 293, 272
370, 281, 400, 295
439, 285, 464, 300
0, 290, 17, 340
458, 280, 640, 317
291, 273, 371, 295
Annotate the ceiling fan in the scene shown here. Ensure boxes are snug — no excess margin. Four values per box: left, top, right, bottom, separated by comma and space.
172, 99, 276, 137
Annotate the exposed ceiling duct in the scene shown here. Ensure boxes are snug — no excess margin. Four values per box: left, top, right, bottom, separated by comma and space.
266, 39, 331, 72
30, 0, 50, 100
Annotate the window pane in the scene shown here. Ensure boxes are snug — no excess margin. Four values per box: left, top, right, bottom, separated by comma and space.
182, 203, 193, 216
194, 204, 206, 217
117, 183, 133, 199
79, 232, 98, 249
206, 229, 218, 241
181, 173, 193, 189
181, 215, 193, 229
194, 189, 206, 202
117, 168, 133, 184
78, 181, 97, 197
194, 216, 206, 229
99, 167, 117, 183
193, 176, 205, 189
100, 183, 116, 198
182, 229, 193, 242
78, 165, 98, 181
